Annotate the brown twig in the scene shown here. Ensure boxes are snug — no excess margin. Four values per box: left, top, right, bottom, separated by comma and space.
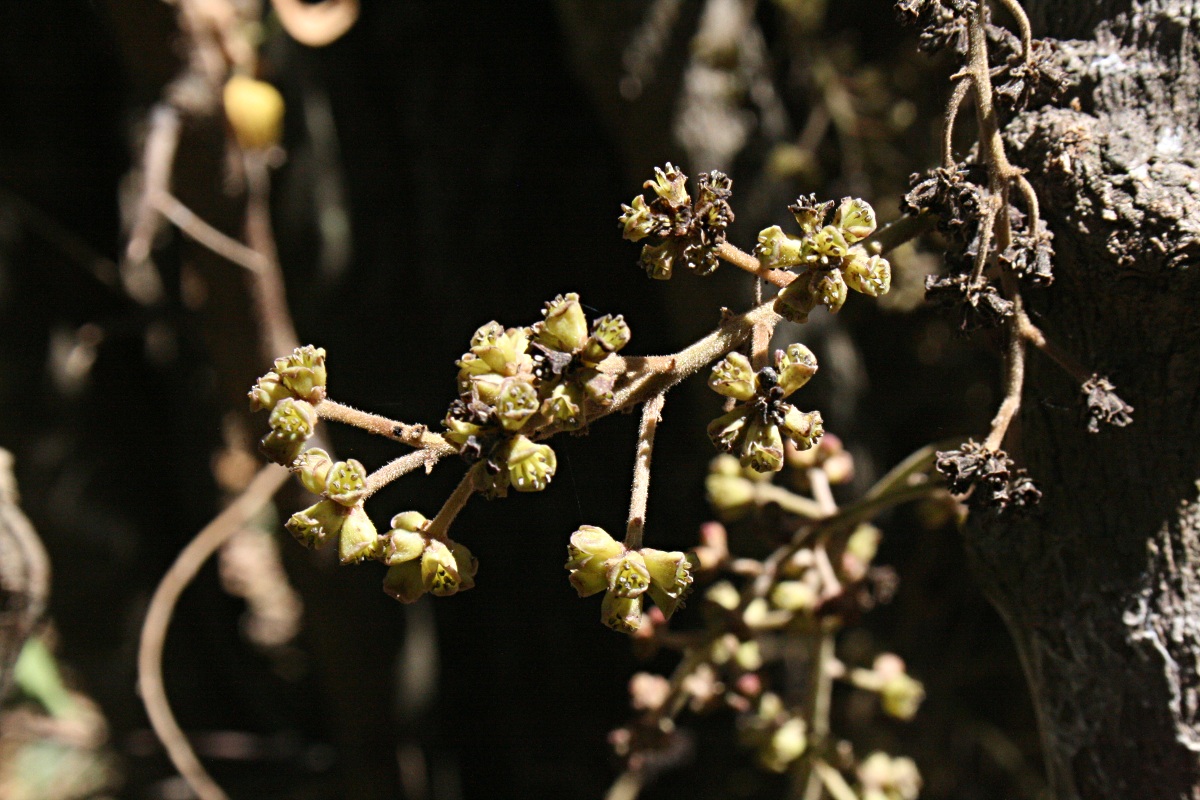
138, 464, 290, 800
123, 104, 179, 305
154, 191, 269, 274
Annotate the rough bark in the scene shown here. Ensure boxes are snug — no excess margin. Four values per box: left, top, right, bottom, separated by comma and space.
966, 2, 1200, 798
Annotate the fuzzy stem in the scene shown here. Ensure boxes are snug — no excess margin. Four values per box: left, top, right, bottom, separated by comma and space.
364, 449, 444, 497
625, 392, 665, 550
424, 465, 481, 542
608, 299, 780, 415
943, 78, 970, 168
984, 297, 1027, 452
716, 241, 791, 287
317, 399, 453, 452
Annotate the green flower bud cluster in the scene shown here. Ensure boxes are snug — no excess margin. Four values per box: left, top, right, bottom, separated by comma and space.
706, 345, 824, 473
381, 511, 478, 603
249, 346, 327, 465
737, 692, 808, 774
756, 196, 892, 323
444, 294, 631, 497
704, 454, 772, 522
858, 752, 922, 800
619, 163, 734, 279
284, 453, 380, 562
565, 525, 693, 634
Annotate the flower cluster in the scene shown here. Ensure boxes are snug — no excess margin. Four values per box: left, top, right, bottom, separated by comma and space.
737, 692, 808, 773
619, 163, 735, 279
935, 440, 1041, 510
706, 345, 824, 473
565, 525, 693, 634
755, 195, 892, 323
444, 293, 630, 497
284, 451, 380, 563
249, 345, 327, 465
380, 511, 477, 603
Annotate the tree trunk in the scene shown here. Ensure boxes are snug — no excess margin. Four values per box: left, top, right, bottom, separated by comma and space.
967, 2, 1200, 798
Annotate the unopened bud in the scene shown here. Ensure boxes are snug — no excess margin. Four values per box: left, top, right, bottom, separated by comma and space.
295, 448, 334, 495
337, 506, 380, 564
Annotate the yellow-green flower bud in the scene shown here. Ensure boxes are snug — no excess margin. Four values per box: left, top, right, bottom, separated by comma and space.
705, 471, 755, 521
325, 459, 369, 507
504, 435, 557, 492
754, 225, 805, 270
443, 415, 484, 449
249, 370, 290, 412
646, 162, 690, 206
285, 499, 346, 548
880, 672, 925, 721
601, 592, 643, 634
565, 525, 623, 597
708, 407, 749, 453
833, 197, 877, 243
384, 529, 426, 566
774, 274, 819, 324
741, 419, 784, 473
468, 324, 531, 376
295, 448, 334, 495
776, 344, 818, 398
542, 383, 584, 430
759, 717, 807, 773
816, 270, 848, 313
705, 580, 740, 611
813, 225, 850, 259
449, 540, 478, 592
390, 511, 430, 533
338, 506, 380, 564
771, 580, 818, 612
845, 524, 881, 568
495, 378, 539, 431
262, 398, 317, 465
708, 352, 757, 401
844, 253, 892, 297
780, 405, 824, 450
223, 75, 285, 150
273, 345, 327, 405
735, 640, 763, 671
383, 560, 424, 603
859, 753, 922, 800
642, 548, 692, 619
581, 314, 631, 366
619, 194, 655, 242
538, 293, 589, 354
421, 538, 462, 596
607, 550, 650, 598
